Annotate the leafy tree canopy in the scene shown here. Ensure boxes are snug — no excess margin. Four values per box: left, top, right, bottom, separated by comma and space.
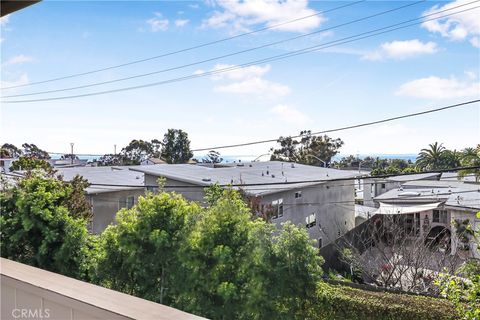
10, 156, 52, 172
22, 143, 50, 159
161, 129, 193, 164
270, 131, 343, 166
203, 150, 223, 164
1, 143, 23, 158
0, 172, 92, 279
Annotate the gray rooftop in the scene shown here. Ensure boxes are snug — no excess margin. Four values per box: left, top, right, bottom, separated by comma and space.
385, 172, 441, 182
130, 161, 360, 196
55, 166, 144, 194
374, 183, 480, 210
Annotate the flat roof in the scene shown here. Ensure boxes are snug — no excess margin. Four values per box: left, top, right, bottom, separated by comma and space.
1, 258, 206, 320
374, 184, 480, 210
55, 167, 144, 194
130, 161, 359, 196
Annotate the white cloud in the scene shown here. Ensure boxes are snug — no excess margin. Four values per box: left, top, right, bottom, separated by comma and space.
270, 105, 310, 125
202, 0, 324, 33
2, 54, 34, 66
421, 0, 480, 47
215, 77, 290, 97
189, 4, 200, 9
1, 73, 29, 89
363, 39, 439, 60
174, 19, 189, 27
207, 63, 290, 98
146, 13, 169, 32
210, 64, 270, 81
396, 73, 480, 99
470, 36, 480, 48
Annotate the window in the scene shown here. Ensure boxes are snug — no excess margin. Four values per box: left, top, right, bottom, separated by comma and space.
433, 210, 448, 224
381, 183, 386, 189
271, 199, 284, 219
294, 191, 302, 199
126, 196, 135, 209
305, 213, 316, 228
119, 196, 135, 209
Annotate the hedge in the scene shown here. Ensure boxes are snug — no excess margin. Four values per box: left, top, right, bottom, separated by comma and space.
314, 282, 459, 320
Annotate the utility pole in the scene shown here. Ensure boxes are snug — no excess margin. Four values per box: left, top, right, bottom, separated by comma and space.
114, 144, 117, 155
70, 143, 74, 164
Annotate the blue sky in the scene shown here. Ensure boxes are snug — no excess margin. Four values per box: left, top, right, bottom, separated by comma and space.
1, 0, 479, 158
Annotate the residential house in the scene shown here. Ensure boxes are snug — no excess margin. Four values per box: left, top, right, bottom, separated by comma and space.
362, 172, 441, 207
130, 161, 359, 247
373, 180, 480, 259
57, 167, 145, 234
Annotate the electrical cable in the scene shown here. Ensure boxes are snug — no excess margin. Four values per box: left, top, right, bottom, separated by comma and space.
2, 1, 425, 98
3, 3, 478, 103
0, 1, 365, 90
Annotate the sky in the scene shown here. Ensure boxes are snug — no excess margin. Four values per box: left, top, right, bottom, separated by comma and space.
1, 0, 479, 159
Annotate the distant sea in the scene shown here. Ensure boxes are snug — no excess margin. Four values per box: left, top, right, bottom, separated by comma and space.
50, 153, 418, 163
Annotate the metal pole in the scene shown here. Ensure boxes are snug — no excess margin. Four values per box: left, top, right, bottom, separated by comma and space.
114, 144, 117, 155
70, 143, 74, 164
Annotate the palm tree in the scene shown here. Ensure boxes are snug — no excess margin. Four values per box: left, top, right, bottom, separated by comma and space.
416, 142, 446, 171
458, 145, 480, 182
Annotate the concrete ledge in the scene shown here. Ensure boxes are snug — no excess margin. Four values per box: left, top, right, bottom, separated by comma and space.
1, 258, 207, 320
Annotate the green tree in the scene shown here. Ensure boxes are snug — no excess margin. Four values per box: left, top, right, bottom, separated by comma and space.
266, 222, 324, 319
63, 175, 93, 220
121, 139, 155, 165
416, 142, 447, 170
22, 143, 50, 159
97, 139, 164, 166
96, 192, 199, 304
270, 131, 343, 166
161, 129, 193, 164
177, 189, 323, 320
459, 145, 480, 182
10, 156, 52, 172
96, 153, 124, 166
1, 143, 23, 158
0, 172, 91, 279
203, 150, 223, 164
436, 212, 480, 320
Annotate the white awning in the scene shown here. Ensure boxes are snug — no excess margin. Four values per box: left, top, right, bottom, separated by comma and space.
374, 202, 442, 215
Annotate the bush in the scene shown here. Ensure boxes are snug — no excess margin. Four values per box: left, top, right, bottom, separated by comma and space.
314, 282, 459, 320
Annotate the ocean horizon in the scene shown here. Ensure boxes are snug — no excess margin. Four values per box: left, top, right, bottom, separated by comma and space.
50, 153, 418, 163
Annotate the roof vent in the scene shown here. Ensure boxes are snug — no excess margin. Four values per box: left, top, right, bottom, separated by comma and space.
202, 178, 211, 182
291, 163, 295, 168
271, 174, 275, 178
249, 164, 252, 167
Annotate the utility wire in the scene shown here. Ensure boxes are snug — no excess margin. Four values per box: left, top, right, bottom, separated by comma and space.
3, 3, 478, 104
191, 100, 480, 152
42, 99, 480, 156
2, 0, 424, 98
0, 1, 365, 90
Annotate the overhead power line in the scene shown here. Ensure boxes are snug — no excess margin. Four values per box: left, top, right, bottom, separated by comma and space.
42, 99, 480, 156
3, 2, 479, 103
0, 0, 365, 90
2, 0, 424, 98
191, 100, 479, 152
